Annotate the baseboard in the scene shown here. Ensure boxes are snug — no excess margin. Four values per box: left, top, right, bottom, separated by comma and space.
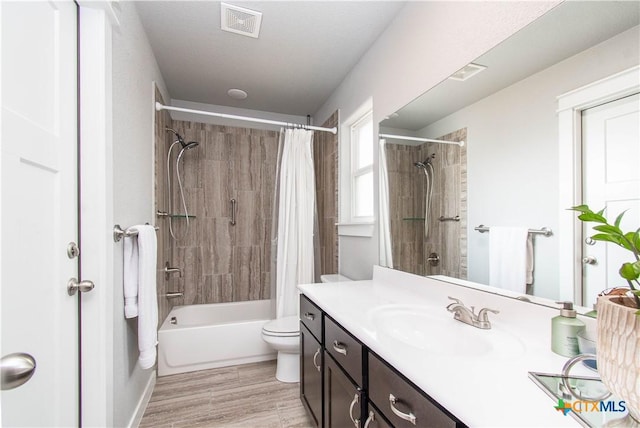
128, 369, 156, 428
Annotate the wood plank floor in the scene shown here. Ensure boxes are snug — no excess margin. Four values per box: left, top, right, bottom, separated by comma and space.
140, 361, 313, 428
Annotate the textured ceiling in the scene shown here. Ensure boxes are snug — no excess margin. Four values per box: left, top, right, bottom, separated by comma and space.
135, 1, 405, 116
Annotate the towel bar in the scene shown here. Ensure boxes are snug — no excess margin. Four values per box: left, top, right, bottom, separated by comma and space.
474, 225, 552, 237
113, 224, 160, 242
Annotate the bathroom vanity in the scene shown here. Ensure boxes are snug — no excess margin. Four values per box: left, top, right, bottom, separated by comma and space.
298, 266, 588, 427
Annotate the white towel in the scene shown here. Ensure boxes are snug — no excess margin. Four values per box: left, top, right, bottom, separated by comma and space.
123, 235, 140, 318
123, 225, 158, 370
489, 227, 533, 293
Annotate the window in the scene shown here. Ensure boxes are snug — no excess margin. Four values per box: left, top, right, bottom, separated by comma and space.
350, 111, 374, 220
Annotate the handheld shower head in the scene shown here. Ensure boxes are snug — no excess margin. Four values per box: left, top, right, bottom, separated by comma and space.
166, 128, 199, 151
182, 141, 199, 150
414, 161, 426, 169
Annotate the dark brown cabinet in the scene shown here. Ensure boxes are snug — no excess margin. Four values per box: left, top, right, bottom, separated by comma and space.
368, 352, 458, 428
324, 353, 363, 428
301, 323, 323, 427
300, 294, 465, 428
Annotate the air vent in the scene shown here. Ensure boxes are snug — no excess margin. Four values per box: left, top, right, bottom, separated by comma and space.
221, 3, 262, 39
448, 63, 487, 81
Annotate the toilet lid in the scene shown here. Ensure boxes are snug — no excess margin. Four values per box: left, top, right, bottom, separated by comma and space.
262, 315, 299, 337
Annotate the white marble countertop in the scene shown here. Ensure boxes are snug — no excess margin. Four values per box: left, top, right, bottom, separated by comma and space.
298, 266, 594, 427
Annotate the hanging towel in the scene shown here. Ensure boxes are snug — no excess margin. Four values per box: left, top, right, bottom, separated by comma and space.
123, 235, 140, 318
489, 227, 533, 293
123, 225, 158, 370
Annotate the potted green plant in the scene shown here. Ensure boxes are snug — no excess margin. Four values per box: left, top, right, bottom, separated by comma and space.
571, 204, 639, 422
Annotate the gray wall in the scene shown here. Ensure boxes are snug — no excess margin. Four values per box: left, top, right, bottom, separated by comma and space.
313, 1, 560, 280
112, 2, 169, 426
419, 25, 639, 300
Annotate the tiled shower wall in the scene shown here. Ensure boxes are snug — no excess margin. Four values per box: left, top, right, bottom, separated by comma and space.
385, 128, 467, 278
155, 103, 339, 318
154, 88, 173, 325
313, 111, 339, 276
155, 118, 279, 312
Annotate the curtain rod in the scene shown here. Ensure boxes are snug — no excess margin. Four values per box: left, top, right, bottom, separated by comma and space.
379, 133, 465, 147
155, 102, 337, 135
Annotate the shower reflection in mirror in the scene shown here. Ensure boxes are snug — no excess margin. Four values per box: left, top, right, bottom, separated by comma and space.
378, 129, 467, 278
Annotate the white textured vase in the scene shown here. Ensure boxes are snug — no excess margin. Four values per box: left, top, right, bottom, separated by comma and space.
597, 295, 640, 421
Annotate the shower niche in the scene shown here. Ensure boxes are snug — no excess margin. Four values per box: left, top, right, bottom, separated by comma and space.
384, 127, 467, 278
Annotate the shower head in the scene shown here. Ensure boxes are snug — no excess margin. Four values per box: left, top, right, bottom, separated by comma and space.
414, 161, 427, 169
166, 128, 199, 151
182, 141, 199, 150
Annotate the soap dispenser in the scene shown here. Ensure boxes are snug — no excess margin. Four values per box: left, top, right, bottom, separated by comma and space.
551, 301, 585, 357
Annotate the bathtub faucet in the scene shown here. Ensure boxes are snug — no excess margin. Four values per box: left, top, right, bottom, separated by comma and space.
164, 262, 182, 280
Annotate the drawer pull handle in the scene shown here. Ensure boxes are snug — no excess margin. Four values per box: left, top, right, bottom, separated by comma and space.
312, 348, 321, 372
363, 410, 375, 428
332, 340, 348, 356
303, 312, 315, 321
349, 393, 360, 428
389, 393, 417, 425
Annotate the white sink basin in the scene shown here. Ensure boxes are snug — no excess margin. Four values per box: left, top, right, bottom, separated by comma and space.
368, 305, 525, 358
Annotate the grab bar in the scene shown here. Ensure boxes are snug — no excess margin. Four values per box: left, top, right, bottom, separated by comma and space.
439, 215, 460, 222
230, 199, 237, 226
474, 225, 552, 236
163, 292, 183, 298
113, 224, 159, 242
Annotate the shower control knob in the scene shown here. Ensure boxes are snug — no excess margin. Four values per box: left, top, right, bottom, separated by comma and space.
582, 256, 597, 265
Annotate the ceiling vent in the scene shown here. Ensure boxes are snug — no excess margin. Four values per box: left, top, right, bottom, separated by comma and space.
221, 3, 262, 39
448, 63, 487, 81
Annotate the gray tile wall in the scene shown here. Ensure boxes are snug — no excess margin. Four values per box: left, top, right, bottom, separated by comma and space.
385, 128, 467, 278
154, 88, 173, 325
313, 111, 339, 276
155, 118, 279, 312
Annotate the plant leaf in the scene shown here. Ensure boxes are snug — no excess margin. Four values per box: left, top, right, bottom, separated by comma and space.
593, 224, 623, 236
578, 212, 607, 223
614, 210, 627, 228
597, 207, 606, 216
569, 205, 593, 214
620, 262, 640, 281
591, 233, 623, 246
623, 231, 640, 254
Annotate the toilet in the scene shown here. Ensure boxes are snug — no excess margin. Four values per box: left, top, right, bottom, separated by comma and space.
262, 273, 351, 383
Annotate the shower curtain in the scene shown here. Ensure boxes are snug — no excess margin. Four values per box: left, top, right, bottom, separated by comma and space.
271, 128, 316, 319
379, 139, 394, 268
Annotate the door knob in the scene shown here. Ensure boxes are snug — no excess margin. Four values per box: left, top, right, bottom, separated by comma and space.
1, 353, 36, 390
67, 278, 95, 295
582, 256, 598, 265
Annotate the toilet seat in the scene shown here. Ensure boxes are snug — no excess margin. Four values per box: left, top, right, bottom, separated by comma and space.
262, 315, 299, 337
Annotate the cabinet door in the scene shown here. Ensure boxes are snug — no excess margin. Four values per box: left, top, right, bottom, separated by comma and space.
325, 354, 363, 428
362, 404, 393, 428
369, 352, 459, 428
301, 323, 323, 427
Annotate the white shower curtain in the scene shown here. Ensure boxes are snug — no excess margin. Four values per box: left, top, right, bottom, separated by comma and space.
379, 139, 394, 268
274, 128, 316, 319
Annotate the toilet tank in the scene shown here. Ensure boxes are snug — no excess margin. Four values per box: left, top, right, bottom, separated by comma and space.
320, 274, 352, 283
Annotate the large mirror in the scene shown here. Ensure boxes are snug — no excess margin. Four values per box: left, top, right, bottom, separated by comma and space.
378, 1, 640, 309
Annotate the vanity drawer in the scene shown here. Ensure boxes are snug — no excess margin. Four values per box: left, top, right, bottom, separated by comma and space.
368, 352, 458, 428
324, 315, 363, 386
300, 294, 322, 342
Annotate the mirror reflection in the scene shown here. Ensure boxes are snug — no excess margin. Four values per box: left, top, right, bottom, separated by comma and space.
379, 1, 640, 307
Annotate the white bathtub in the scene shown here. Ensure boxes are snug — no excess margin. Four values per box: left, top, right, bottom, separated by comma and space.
157, 299, 276, 376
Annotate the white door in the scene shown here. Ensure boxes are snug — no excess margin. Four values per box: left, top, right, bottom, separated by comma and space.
581, 93, 640, 308
1, 1, 79, 426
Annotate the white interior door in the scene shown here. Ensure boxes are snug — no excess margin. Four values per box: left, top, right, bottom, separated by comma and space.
581, 93, 640, 308
1, 1, 79, 426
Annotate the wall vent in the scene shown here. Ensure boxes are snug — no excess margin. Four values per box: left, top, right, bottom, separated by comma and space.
221, 3, 262, 39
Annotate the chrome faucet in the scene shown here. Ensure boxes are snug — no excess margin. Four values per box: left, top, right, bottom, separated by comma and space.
446, 297, 499, 329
